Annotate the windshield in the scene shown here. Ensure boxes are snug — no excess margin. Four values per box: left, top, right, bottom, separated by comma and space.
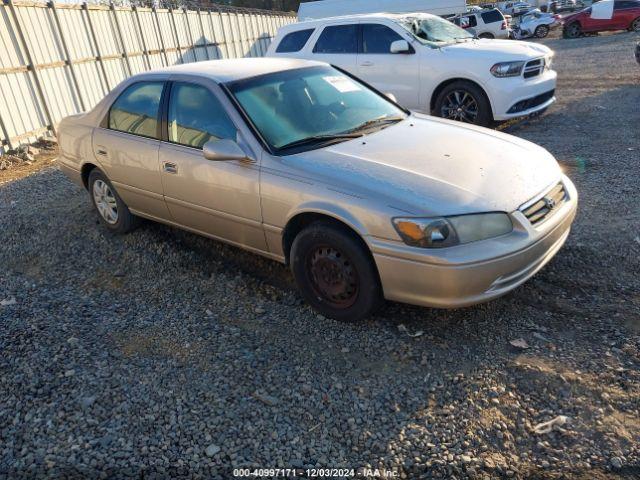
227, 66, 406, 153
396, 15, 474, 45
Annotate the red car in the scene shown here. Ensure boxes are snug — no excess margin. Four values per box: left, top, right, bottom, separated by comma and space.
562, 0, 640, 37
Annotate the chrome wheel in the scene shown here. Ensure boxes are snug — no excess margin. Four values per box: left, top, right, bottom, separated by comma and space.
535, 25, 549, 38
92, 179, 118, 225
441, 90, 479, 123
306, 245, 359, 309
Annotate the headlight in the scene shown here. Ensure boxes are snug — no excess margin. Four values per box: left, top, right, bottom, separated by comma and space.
392, 213, 513, 248
545, 52, 554, 70
490, 61, 525, 77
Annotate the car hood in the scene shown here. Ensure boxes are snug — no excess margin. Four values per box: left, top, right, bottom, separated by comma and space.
287, 115, 561, 217
444, 39, 552, 59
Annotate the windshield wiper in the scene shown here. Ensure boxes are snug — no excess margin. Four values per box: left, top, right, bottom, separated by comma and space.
277, 133, 363, 151
343, 115, 405, 134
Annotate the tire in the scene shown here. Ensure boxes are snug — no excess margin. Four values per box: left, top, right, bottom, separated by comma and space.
631, 16, 640, 32
290, 221, 382, 322
635, 41, 640, 65
478, 32, 495, 39
433, 80, 493, 127
535, 25, 550, 38
563, 22, 582, 38
88, 169, 140, 234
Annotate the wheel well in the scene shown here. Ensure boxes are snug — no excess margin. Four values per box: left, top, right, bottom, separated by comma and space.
80, 163, 98, 189
430, 78, 491, 113
282, 213, 370, 266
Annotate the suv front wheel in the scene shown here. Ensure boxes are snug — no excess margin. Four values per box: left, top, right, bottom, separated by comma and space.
290, 222, 383, 322
433, 81, 493, 127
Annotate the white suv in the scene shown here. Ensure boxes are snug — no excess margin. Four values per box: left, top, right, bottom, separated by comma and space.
451, 8, 511, 38
266, 13, 556, 127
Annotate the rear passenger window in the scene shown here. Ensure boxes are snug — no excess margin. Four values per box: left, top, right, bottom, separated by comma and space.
168, 83, 237, 149
276, 29, 314, 53
456, 15, 478, 28
313, 24, 358, 54
108, 82, 163, 138
361, 24, 404, 54
481, 9, 504, 23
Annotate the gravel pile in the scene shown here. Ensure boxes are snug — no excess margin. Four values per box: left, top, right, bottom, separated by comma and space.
1, 33, 639, 479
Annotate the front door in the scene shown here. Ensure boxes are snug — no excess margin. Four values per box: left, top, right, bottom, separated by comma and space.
357, 23, 421, 111
158, 81, 266, 251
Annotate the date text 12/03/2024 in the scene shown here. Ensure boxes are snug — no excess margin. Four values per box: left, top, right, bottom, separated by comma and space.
232, 468, 399, 478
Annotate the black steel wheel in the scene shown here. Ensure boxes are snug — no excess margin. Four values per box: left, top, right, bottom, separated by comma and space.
290, 221, 382, 321
563, 22, 582, 38
434, 80, 493, 127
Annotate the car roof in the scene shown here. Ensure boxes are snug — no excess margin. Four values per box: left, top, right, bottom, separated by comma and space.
133, 57, 326, 83
284, 11, 438, 28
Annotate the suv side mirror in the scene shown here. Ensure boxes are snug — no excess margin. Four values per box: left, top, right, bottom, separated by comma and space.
202, 139, 249, 161
390, 39, 411, 54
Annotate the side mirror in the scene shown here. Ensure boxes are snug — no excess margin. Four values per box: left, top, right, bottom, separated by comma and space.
202, 139, 249, 162
385, 92, 398, 103
390, 39, 411, 54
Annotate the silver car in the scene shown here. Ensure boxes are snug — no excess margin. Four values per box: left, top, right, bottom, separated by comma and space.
58, 58, 578, 321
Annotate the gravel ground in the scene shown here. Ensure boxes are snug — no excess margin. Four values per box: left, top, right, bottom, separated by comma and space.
1, 32, 639, 479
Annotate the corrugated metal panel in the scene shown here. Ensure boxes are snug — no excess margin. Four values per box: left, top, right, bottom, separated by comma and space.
0, 1, 295, 152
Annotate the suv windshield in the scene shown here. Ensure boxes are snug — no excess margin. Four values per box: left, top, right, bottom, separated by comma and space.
396, 15, 474, 45
226, 66, 407, 154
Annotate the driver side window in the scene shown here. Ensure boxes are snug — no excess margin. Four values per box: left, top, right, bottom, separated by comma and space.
361, 24, 404, 54
167, 83, 237, 149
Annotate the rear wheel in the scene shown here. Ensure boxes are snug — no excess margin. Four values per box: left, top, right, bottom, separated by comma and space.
535, 25, 550, 38
88, 169, 139, 234
563, 22, 582, 38
434, 80, 493, 127
478, 32, 495, 39
290, 222, 382, 322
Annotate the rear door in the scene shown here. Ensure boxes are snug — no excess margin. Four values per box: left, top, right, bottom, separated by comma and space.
92, 80, 171, 220
357, 22, 420, 110
309, 23, 359, 73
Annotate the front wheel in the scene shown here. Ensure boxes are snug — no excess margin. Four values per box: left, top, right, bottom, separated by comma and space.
433, 81, 493, 127
290, 222, 382, 322
535, 25, 550, 38
563, 22, 582, 38
631, 17, 640, 31
88, 169, 140, 234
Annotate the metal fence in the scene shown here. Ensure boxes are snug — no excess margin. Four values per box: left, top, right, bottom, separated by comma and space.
0, 0, 295, 152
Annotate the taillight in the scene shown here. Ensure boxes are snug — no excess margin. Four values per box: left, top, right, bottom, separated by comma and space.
501, 21, 507, 29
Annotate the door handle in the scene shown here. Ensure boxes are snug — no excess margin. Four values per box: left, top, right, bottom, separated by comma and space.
163, 162, 178, 174
360, 61, 374, 67
96, 148, 107, 156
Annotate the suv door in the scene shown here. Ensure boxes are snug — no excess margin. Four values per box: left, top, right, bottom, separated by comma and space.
93, 80, 171, 220
310, 23, 359, 72
357, 23, 420, 110
158, 79, 266, 251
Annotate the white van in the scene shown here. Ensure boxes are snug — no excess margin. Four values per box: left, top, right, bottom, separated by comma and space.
267, 13, 557, 126
297, 0, 467, 20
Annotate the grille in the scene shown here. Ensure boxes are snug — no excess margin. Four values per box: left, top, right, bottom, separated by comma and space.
507, 89, 555, 114
523, 58, 544, 79
521, 182, 567, 226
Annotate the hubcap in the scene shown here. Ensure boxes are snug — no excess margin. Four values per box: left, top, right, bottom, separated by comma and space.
441, 90, 479, 123
306, 245, 359, 308
92, 179, 118, 224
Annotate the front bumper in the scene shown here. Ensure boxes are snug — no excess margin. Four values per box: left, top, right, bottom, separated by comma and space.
490, 68, 557, 120
370, 175, 578, 308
